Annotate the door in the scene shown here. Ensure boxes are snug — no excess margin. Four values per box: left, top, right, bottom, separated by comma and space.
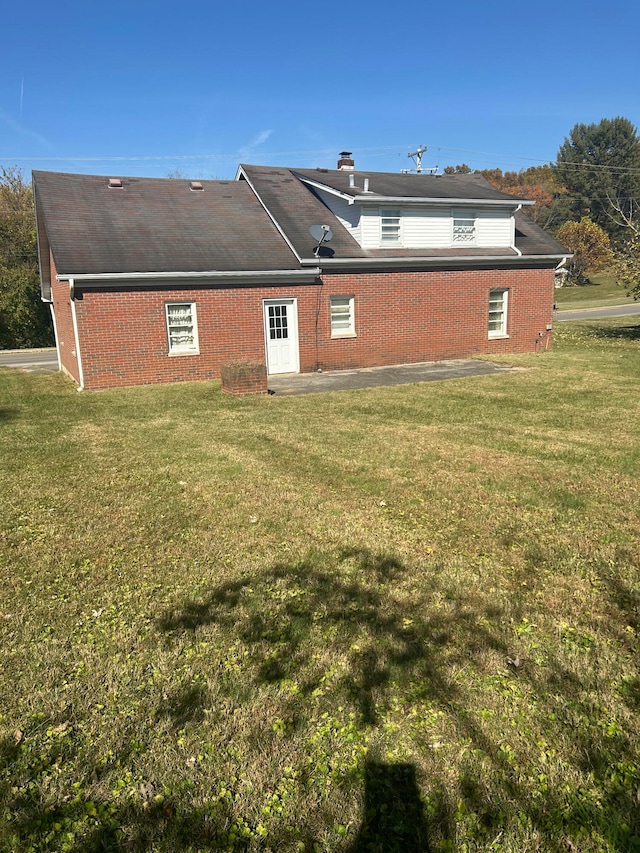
263, 299, 300, 375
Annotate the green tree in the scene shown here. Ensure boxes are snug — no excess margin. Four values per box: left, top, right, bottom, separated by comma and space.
555, 117, 640, 240
0, 167, 53, 349
556, 217, 612, 283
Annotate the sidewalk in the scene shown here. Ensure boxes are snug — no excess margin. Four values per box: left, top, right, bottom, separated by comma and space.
267, 359, 521, 396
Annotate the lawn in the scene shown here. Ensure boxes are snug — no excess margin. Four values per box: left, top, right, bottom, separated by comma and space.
1, 320, 640, 852
554, 270, 635, 309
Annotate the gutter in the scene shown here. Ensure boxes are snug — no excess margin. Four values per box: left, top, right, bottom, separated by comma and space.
300, 254, 568, 270
56, 269, 321, 286
352, 196, 536, 207
512, 205, 522, 256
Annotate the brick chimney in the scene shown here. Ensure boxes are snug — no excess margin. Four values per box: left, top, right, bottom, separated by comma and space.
337, 151, 355, 170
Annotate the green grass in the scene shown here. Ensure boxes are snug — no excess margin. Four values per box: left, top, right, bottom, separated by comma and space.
554, 270, 635, 309
1, 319, 640, 852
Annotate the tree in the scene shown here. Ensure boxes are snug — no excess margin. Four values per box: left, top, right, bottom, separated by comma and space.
0, 167, 53, 349
555, 117, 640, 241
556, 217, 612, 283
475, 165, 563, 227
443, 163, 472, 174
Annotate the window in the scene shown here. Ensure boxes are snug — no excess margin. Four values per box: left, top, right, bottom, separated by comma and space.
330, 295, 355, 337
380, 208, 401, 244
488, 289, 508, 338
452, 210, 476, 243
166, 302, 199, 354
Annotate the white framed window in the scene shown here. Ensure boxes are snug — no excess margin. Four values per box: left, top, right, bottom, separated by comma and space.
166, 301, 199, 354
330, 295, 355, 337
488, 289, 508, 338
380, 208, 402, 244
452, 209, 476, 243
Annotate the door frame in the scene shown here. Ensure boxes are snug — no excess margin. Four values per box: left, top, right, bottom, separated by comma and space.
262, 298, 300, 375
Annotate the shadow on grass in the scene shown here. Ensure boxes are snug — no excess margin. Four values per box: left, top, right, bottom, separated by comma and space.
4, 547, 639, 851
583, 322, 640, 341
156, 547, 640, 852
0, 407, 19, 422
346, 760, 432, 853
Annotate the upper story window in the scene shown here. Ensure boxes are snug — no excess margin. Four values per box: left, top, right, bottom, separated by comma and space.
380, 208, 402, 244
452, 210, 476, 243
166, 301, 199, 354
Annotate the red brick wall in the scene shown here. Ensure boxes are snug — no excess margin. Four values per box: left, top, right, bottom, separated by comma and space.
50, 256, 81, 384
70, 267, 555, 390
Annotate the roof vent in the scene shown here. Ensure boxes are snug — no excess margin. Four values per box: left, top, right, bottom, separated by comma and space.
363, 177, 370, 192
338, 151, 354, 170
190, 181, 204, 192
349, 173, 355, 188
108, 178, 123, 189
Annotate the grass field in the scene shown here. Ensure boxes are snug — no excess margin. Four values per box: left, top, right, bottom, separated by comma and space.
554, 271, 635, 309
1, 319, 640, 852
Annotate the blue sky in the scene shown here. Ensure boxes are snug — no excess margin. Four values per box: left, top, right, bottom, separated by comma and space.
2, 0, 639, 180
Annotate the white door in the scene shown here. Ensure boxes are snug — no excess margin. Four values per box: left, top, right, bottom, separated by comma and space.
263, 299, 300, 374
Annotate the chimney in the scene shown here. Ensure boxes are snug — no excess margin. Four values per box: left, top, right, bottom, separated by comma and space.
338, 151, 355, 170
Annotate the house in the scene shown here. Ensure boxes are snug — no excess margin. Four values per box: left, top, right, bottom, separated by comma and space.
33, 153, 568, 391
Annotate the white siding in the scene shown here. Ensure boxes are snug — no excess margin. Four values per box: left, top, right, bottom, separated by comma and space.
303, 194, 516, 250
475, 209, 513, 247
312, 187, 361, 243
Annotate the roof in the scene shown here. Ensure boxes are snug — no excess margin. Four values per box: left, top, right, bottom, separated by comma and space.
239, 164, 567, 262
33, 170, 301, 277
33, 165, 569, 300
290, 166, 530, 203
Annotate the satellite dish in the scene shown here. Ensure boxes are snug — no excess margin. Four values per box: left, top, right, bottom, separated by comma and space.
310, 224, 333, 243
310, 224, 333, 257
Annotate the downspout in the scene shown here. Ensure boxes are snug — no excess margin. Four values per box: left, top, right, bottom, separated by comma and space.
512, 204, 522, 256
68, 279, 85, 391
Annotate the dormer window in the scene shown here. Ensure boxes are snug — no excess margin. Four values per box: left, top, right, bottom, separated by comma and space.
380, 208, 402, 245
452, 210, 476, 243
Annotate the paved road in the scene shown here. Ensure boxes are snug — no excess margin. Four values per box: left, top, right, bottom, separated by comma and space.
554, 303, 640, 322
0, 348, 59, 372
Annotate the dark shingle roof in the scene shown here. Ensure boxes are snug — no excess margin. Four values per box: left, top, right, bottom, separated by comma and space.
241, 164, 567, 261
33, 170, 301, 276
290, 167, 528, 202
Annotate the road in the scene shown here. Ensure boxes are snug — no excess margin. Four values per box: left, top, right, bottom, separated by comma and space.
554, 303, 640, 322
0, 348, 59, 372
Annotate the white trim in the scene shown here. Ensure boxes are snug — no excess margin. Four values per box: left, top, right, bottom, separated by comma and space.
330, 295, 356, 338
355, 196, 534, 207
68, 279, 85, 391
55, 268, 320, 284
263, 298, 300, 375
294, 173, 356, 204
299, 254, 565, 268
165, 301, 200, 355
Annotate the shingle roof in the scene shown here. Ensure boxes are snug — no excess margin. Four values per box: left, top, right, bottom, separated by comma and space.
290, 167, 529, 202
240, 164, 567, 261
33, 170, 301, 276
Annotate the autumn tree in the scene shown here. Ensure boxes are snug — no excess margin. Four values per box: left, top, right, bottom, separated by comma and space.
0, 168, 53, 349
443, 164, 472, 174
556, 217, 612, 283
475, 165, 563, 226
555, 117, 640, 240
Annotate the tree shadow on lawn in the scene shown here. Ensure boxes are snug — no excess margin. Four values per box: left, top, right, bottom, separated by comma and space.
4, 548, 638, 851
584, 322, 640, 341
157, 547, 640, 852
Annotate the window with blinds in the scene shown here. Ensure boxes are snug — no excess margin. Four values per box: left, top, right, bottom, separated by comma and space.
488, 289, 508, 338
330, 295, 355, 337
166, 302, 199, 354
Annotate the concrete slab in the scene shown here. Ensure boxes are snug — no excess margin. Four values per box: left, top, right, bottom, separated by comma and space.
267, 359, 522, 396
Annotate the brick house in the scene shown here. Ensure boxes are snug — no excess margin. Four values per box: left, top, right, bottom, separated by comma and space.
33, 154, 568, 391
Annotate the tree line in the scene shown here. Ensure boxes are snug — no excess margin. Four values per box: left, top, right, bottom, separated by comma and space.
2, 118, 640, 349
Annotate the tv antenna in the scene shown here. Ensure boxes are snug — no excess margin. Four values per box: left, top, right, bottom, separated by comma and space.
402, 145, 438, 175
310, 223, 333, 257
